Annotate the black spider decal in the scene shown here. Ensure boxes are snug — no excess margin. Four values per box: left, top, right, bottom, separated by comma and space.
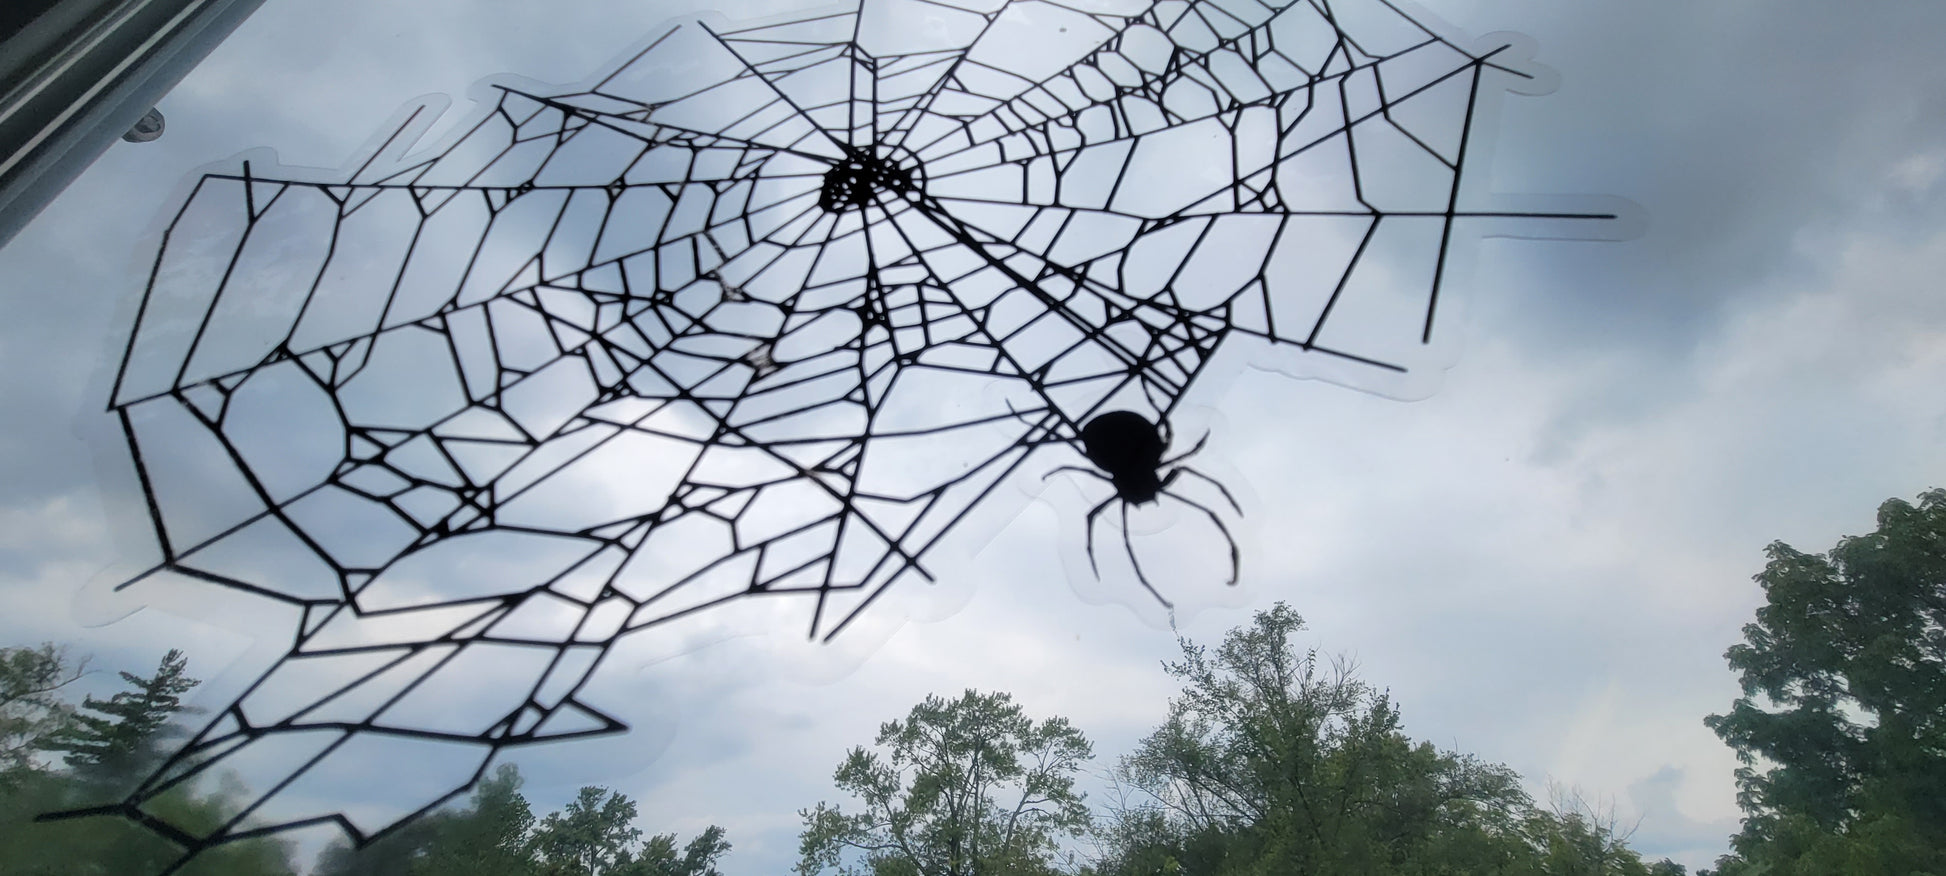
1047, 410, 1241, 609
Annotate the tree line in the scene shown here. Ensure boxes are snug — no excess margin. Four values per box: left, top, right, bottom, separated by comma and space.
3, 488, 1941, 874
0, 647, 728, 875
794, 606, 1689, 876
791, 489, 1946, 875
310, 768, 730, 876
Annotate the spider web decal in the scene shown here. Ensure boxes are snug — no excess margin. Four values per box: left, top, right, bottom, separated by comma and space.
60, 0, 1619, 868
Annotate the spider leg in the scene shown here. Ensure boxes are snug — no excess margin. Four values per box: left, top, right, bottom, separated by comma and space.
1162, 465, 1243, 514
1158, 486, 1242, 588
1142, 383, 1169, 419
1002, 397, 1059, 439
1045, 464, 1102, 483
1159, 430, 1211, 467
1082, 494, 1116, 580
1122, 500, 1175, 610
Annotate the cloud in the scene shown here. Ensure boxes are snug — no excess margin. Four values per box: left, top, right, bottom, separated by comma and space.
1459, 0, 1946, 378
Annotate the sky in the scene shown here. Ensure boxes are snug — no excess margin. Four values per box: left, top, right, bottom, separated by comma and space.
4, 0, 1946, 873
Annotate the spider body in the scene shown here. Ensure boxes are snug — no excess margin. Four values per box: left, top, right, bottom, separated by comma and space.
819, 147, 921, 212
1081, 410, 1167, 504
1048, 410, 1242, 608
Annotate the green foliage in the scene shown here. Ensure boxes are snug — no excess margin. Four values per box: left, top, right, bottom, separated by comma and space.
311, 766, 731, 876
532, 785, 647, 875
1, 644, 739, 876
796, 688, 1094, 876
413, 764, 542, 876
312, 810, 448, 876
614, 821, 731, 876
310, 765, 730, 876
1090, 603, 1676, 876
1098, 603, 1527, 875
0, 650, 293, 876
0, 769, 297, 875
1518, 787, 1670, 876
39, 648, 198, 787
0, 643, 83, 787
311, 767, 534, 876
619, 823, 732, 876
1702, 489, 1946, 874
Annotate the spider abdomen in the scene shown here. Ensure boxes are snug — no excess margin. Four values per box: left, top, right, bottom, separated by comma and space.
1080, 411, 1165, 473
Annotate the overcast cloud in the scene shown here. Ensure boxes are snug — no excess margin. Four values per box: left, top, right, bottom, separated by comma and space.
5, 1, 1946, 873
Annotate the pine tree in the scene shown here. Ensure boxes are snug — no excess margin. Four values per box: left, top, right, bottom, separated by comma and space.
41, 648, 199, 780
1, 642, 85, 785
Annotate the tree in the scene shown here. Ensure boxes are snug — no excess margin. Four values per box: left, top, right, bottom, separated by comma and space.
1, 751, 296, 876
1, 646, 295, 875
39, 648, 198, 785
412, 763, 542, 875
313, 764, 538, 876
1093, 603, 1677, 876
620, 824, 732, 876
0, 643, 85, 786
1701, 489, 1946, 874
1098, 603, 1530, 875
311, 813, 449, 876
796, 689, 1094, 876
533, 786, 646, 876
1520, 785, 1666, 876
310, 765, 729, 876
